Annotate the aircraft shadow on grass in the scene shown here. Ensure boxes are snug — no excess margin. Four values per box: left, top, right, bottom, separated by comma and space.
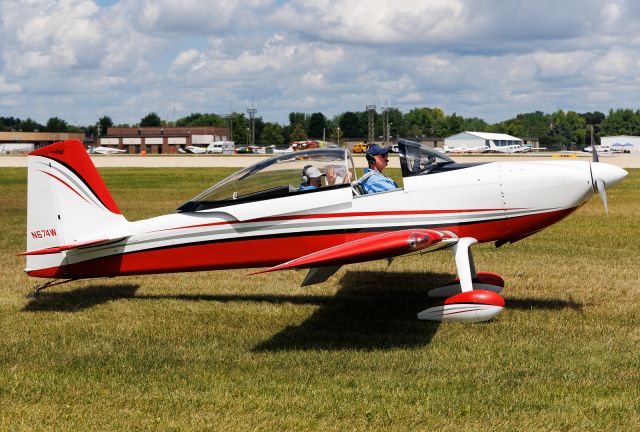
22, 283, 141, 312
22, 270, 583, 351
253, 270, 449, 352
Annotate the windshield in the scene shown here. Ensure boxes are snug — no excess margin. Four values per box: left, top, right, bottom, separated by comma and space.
178, 148, 355, 211
398, 139, 454, 177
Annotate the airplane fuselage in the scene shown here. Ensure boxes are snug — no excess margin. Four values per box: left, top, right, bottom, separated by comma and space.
26, 160, 595, 279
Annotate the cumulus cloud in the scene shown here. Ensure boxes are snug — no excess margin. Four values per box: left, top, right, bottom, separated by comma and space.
0, 76, 22, 93
2, 0, 640, 124
270, 0, 600, 51
136, 0, 238, 34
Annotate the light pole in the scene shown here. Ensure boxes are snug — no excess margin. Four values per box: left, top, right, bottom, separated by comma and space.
247, 103, 257, 146
337, 127, 341, 147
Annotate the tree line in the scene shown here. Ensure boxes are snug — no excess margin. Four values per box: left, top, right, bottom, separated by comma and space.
3, 107, 640, 150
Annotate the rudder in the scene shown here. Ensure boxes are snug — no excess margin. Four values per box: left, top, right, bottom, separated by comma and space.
25, 140, 128, 277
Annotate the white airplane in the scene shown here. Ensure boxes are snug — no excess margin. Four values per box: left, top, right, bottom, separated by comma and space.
92, 146, 126, 155
20, 139, 626, 323
443, 145, 488, 154
178, 146, 207, 154
271, 145, 295, 154
487, 143, 529, 153
584, 145, 613, 154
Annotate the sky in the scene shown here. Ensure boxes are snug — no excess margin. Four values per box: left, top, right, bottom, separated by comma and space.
1, 0, 639, 126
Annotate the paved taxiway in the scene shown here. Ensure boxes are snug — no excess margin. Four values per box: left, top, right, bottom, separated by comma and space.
1, 153, 639, 169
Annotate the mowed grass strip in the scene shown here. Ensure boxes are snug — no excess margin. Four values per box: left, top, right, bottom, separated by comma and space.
1, 167, 639, 431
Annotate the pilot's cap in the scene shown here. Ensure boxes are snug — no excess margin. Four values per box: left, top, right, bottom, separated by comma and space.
304, 166, 324, 179
366, 144, 390, 156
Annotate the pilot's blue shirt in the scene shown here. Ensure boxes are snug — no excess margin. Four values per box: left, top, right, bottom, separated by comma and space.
359, 168, 398, 193
299, 184, 319, 191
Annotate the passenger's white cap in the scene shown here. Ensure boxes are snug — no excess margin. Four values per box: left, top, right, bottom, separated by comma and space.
304, 166, 324, 178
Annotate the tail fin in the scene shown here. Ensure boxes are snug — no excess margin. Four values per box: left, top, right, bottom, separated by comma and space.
25, 140, 128, 277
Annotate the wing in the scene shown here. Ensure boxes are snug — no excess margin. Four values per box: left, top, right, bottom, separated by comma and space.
254, 229, 457, 285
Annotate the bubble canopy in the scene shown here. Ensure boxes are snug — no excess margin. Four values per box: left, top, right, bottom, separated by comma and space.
177, 148, 354, 212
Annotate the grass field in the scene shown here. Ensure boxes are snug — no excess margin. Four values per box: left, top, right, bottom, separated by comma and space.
1, 167, 639, 431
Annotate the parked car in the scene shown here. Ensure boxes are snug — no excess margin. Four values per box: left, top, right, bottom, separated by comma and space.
351, 142, 368, 153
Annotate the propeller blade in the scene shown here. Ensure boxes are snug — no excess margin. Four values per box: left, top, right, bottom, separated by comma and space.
596, 178, 608, 216
590, 125, 599, 163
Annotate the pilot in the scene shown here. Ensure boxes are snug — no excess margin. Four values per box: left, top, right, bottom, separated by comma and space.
299, 165, 325, 191
358, 144, 398, 193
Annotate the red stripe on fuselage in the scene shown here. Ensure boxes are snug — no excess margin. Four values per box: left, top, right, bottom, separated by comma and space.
154, 208, 525, 232
27, 207, 578, 280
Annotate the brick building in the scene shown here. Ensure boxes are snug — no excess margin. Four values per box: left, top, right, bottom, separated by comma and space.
0, 131, 85, 152
99, 127, 231, 154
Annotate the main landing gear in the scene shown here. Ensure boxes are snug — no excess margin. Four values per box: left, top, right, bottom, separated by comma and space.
417, 237, 505, 322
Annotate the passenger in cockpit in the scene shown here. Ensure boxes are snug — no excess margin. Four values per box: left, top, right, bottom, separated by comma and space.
299, 165, 325, 191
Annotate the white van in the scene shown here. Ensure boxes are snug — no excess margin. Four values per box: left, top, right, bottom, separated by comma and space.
207, 141, 234, 154
207, 143, 224, 154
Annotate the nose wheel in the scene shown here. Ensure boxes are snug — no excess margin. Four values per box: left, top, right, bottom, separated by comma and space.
418, 237, 505, 322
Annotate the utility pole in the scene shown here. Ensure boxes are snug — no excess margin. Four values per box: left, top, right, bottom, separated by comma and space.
227, 114, 233, 142
366, 104, 376, 143
227, 101, 234, 142
381, 106, 389, 145
246, 100, 257, 146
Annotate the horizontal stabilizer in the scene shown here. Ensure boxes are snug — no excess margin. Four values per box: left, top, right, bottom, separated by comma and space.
254, 229, 456, 275
17, 236, 128, 256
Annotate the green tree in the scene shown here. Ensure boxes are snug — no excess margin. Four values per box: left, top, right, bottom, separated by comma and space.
289, 123, 308, 142
386, 108, 406, 138
97, 115, 113, 136
288, 112, 308, 128
440, 113, 464, 136
45, 117, 68, 132
176, 113, 226, 127
405, 107, 445, 137
260, 123, 285, 146
228, 113, 248, 145
600, 109, 640, 136
0, 117, 19, 131
549, 110, 586, 150
338, 111, 362, 138
308, 112, 327, 139
491, 111, 552, 146
20, 118, 43, 132
580, 111, 605, 145
252, 117, 265, 146
140, 112, 162, 127
462, 117, 489, 132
